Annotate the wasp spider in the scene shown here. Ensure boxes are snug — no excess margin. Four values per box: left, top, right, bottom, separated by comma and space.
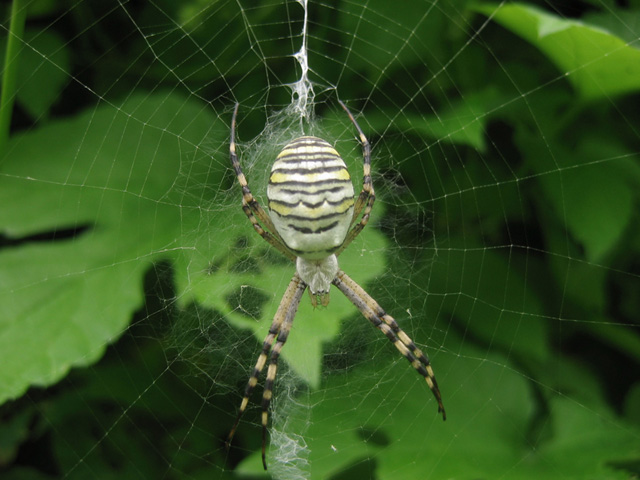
226, 101, 445, 469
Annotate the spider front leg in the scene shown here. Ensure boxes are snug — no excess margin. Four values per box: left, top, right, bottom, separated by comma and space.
230, 103, 296, 262
226, 274, 307, 470
335, 100, 376, 256
333, 270, 446, 419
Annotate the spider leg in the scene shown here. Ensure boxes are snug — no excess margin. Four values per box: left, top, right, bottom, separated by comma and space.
333, 270, 446, 419
230, 103, 296, 262
259, 274, 306, 469
225, 274, 307, 470
335, 100, 376, 256
226, 311, 285, 448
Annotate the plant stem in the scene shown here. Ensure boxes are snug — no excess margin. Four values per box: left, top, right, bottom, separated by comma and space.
0, 0, 28, 155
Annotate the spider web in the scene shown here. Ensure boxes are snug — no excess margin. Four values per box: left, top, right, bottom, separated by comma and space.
1, 0, 639, 479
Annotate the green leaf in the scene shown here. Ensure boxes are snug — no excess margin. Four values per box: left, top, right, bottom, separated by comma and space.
239, 340, 639, 478
0, 92, 221, 404
0, 93, 388, 403
334, 0, 472, 82
427, 243, 549, 364
516, 108, 638, 264
561, 164, 632, 262
473, 2, 640, 100
625, 382, 640, 426
0, 30, 70, 119
533, 398, 637, 479
584, 10, 640, 45
538, 159, 634, 263
366, 88, 504, 151
0, 407, 33, 465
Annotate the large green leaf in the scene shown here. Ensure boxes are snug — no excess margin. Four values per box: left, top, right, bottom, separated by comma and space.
473, 2, 640, 100
238, 339, 638, 478
544, 162, 633, 262
364, 88, 505, 151
518, 123, 638, 264
0, 30, 70, 119
0, 92, 387, 403
427, 242, 549, 364
0, 92, 220, 404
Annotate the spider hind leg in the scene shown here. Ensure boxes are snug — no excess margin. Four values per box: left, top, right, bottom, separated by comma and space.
225, 274, 307, 470
333, 269, 446, 420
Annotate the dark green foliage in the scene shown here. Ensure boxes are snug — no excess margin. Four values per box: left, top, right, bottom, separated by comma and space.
0, 1, 639, 478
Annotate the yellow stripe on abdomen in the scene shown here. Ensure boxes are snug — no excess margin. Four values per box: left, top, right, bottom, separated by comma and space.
267, 136, 355, 260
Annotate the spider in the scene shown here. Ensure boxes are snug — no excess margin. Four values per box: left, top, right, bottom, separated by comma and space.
226, 101, 445, 470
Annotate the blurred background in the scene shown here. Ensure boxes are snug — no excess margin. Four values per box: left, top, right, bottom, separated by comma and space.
0, 0, 639, 478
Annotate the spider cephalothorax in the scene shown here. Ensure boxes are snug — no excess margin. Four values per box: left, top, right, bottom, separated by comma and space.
226, 101, 445, 470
